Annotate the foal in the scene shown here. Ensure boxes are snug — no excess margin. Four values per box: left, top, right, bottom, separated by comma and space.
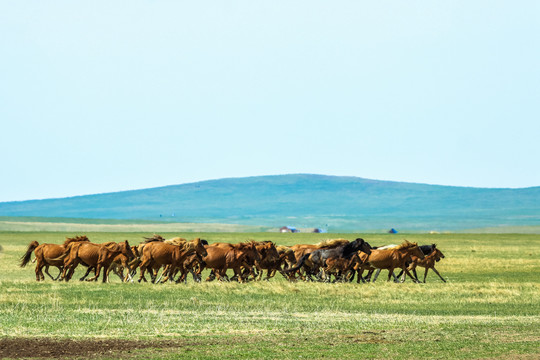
407, 247, 446, 283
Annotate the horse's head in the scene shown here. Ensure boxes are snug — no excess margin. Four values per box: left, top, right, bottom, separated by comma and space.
434, 248, 445, 262
247, 242, 261, 262
260, 242, 280, 262
121, 240, 136, 260
353, 238, 372, 255
193, 238, 208, 258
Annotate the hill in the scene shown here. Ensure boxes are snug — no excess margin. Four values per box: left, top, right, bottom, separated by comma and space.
1, 174, 539, 231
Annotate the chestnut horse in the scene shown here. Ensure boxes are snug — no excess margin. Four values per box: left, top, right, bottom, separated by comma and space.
363, 241, 425, 283
137, 238, 207, 283
19, 236, 90, 281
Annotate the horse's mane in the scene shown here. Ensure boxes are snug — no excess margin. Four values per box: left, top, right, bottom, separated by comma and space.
100, 242, 120, 251
178, 241, 196, 252
317, 239, 349, 249
142, 234, 165, 243
233, 241, 256, 250
63, 235, 89, 247
164, 237, 187, 246
252, 240, 273, 245
276, 245, 292, 254
394, 240, 417, 250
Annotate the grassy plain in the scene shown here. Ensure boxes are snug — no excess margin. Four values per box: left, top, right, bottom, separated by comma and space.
0, 231, 539, 359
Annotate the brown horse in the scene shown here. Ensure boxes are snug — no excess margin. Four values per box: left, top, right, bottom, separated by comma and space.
137, 238, 207, 283
106, 245, 140, 282
407, 246, 446, 283
363, 241, 425, 283
324, 256, 361, 282
162, 252, 206, 283
19, 236, 90, 281
60, 240, 134, 282
239, 241, 280, 281
202, 241, 261, 283
249, 241, 283, 281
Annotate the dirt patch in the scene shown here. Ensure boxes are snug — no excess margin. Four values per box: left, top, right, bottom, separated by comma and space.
0, 338, 182, 359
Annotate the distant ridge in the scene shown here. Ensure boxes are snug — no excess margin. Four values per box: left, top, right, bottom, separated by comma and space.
1, 174, 539, 231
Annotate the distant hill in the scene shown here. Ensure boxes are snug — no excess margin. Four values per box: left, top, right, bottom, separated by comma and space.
1, 174, 539, 231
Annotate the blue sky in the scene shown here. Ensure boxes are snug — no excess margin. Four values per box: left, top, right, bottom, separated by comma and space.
1, 1, 539, 201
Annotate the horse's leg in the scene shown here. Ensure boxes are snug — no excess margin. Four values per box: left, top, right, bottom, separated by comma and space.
387, 268, 395, 282
432, 267, 446, 283
233, 267, 244, 283
87, 263, 103, 282
372, 268, 382, 282
44, 265, 55, 281
206, 269, 216, 282
138, 259, 152, 283
423, 268, 429, 283
79, 265, 93, 281
53, 266, 63, 281
402, 266, 420, 283
35, 261, 43, 281
83, 266, 99, 281
65, 259, 81, 282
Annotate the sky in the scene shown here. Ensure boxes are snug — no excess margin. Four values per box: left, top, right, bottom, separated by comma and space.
1, 1, 539, 202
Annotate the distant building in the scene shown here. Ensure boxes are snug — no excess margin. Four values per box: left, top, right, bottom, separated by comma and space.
312, 228, 327, 233
280, 226, 299, 233
388, 228, 398, 234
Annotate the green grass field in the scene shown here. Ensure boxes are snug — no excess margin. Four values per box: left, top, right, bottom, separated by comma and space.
1, 232, 539, 359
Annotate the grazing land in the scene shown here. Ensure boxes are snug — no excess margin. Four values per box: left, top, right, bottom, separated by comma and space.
1, 231, 539, 359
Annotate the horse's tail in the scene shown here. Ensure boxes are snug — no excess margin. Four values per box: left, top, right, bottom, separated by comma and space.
284, 253, 310, 273
20, 241, 39, 267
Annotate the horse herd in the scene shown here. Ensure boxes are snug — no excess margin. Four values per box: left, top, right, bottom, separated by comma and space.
19, 235, 447, 284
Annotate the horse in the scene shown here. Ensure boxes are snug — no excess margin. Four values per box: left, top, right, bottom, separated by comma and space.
19, 236, 90, 281
87, 241, 135, 282
241, 241, 280, 281
362, 241, 425, 283
394, 244, 438, 280
202, 241, 261, 283
137, 238, 207, 283
324, 255, 362, 282
407, 246, 446, 283
59, 240, 134, 282
106, 245, 140, 282
288, 239, 351, 280
285, 238, 372, 281
166, 252, 206, 283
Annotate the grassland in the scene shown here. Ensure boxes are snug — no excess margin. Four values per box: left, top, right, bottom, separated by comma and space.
1, 231, 539, 359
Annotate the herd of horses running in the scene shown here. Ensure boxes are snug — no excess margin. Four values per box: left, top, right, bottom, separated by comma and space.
19, 235, 447, 284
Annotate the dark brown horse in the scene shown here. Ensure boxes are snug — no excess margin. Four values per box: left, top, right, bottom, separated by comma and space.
240, 241, 280, 281
19, 236, 90, 281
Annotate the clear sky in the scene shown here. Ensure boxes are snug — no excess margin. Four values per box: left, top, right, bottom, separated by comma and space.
1, 1, 539, 202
